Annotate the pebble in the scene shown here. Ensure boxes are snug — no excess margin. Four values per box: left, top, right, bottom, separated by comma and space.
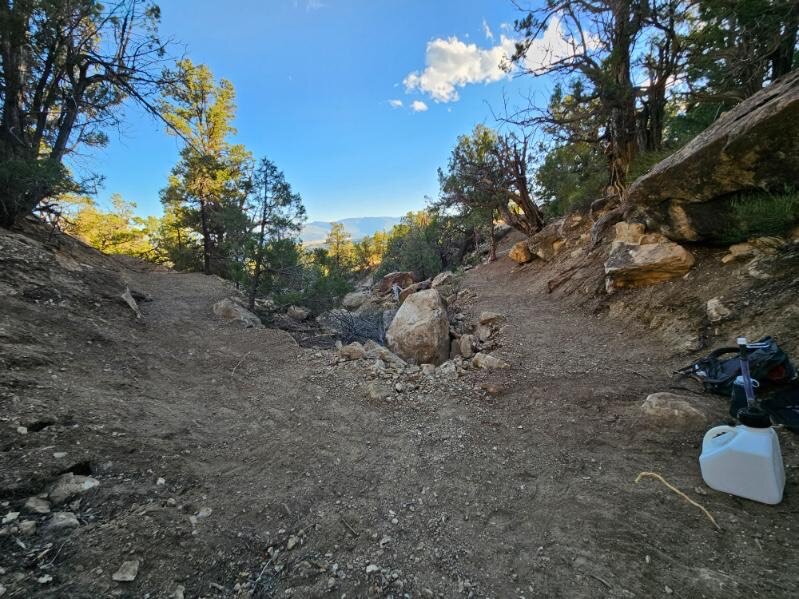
16, 426, 27, 435
2, 512, 19, 524
19, 520, 36, 536
112, 560, 140, 582
53, 452, 67, 459
287, 535, 299, 550
365, 564, 380, 574
197, 507, 212, 518
24, 497, 51, 514
46, 512, 79, 531
36, 575, 53, 584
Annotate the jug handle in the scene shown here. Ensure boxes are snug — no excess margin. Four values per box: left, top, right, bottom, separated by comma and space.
703, 425, 736, 448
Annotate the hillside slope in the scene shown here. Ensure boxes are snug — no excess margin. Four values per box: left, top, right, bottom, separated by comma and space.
1, 223, 797, 598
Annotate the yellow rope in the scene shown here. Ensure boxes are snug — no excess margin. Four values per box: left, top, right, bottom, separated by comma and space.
635, 471, 721, 530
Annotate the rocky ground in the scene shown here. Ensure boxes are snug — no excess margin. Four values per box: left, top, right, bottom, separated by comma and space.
1, 223, 798, 598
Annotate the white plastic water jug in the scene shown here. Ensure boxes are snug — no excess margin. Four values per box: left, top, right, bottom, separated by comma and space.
699, 418, 785, 505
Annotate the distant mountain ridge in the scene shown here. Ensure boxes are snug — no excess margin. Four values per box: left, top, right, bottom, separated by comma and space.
300, 216, 403, 246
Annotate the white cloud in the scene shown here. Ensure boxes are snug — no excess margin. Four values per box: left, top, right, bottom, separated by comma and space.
410, 100, 428, 112
403, 19, 573, 103
482, 19, 494, 41
388, 99, 403, 108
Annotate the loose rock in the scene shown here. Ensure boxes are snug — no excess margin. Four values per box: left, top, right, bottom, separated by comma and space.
46, 512, 79, 531
48, 473, 100, 505
112, 560, 140, 582
386, 290, 450, 365
472, 353, 510, 370
640, 393, 708, 429
212, 298, 263, 328
24, 497, 51, 514
339, 341, 366, 361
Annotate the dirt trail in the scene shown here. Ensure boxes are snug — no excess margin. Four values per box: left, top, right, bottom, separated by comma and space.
2, 248, 798, 598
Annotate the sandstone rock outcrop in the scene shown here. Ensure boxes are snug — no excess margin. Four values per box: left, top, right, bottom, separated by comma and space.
605, 222, 695, 292
625, 70, 799, 242
509, 240, 533, 264
386, 289, 449, 365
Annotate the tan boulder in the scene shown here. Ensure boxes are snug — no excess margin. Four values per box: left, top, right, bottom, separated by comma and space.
339, 342, 366, 361
605, 239, 695, 292
287, 305, 311, 321
431, 271, 455, 288
640, 393, 708, 429
378, 271, 417, 294
529, 224, 564, 261
399, 279, 431, 303
721, 242, 756, 264
472, 352, 510, 370
212, 298, 263, 328
342, 291, 370, 310
479, 311, 505, 325
509, 240, 533, 264
386, 289, 450, 365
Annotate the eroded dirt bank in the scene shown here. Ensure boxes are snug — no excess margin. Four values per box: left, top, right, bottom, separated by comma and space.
1, 227, 797, 598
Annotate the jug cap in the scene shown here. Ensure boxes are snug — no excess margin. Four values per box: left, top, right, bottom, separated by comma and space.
737, 406, 771, 428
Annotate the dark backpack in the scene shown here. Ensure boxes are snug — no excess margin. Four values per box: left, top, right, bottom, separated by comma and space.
676, 336, 797, 396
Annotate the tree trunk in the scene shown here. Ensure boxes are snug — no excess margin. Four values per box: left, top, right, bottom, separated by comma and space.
488, 214, 497, 262
248, 176, 269, 310
199, 197, 212, 275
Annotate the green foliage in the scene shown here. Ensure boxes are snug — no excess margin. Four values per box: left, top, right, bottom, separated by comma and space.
716, 189, 799, 243
0, 159, 78, 225
60, 194, 159, 258
0, 0, 166, 226
535, 142, 605, 217
376, 212, 445, 280
159, 59, 253, 275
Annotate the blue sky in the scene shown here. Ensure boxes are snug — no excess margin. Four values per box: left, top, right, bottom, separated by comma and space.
82, 0, 559, 222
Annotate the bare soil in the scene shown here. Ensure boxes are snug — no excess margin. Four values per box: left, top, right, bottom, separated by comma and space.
1, 225, 798, 598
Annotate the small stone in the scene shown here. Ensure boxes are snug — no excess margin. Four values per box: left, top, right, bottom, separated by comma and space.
476, 324, 492, 342
365, 564, 380, 574
706, 298, 732, 323
48, 473, 100, 504
479, 311, 505, 325
287, 535, 299, 550
156, 477, 166, 486
665, 585, 673, 595
339, 342, 366, 361
421, 363, 436, 376
171, 585, 185, 599
19, 520, 36, 536
16, 426, 27, 435
2, 512, 19, 524
112, 559, 140, 582
394, 382, 404, 393
197, 507, 212, 518
472, 353, 510, 370
36, 575, 53, 584
46, 512, 79, 531
366, 381, 391, 401
52, 452, 67, 459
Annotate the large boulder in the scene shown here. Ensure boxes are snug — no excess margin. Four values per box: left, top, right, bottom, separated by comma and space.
626, 70, 799, 242
399, 279, 431, 303
528, 223, 564, 261
604, 222, 695, 292
385, 289, 449, 365
342, 291, 370, 310
508, 240, 533, 264
212, 298, 263, 328
378, 271, 417, 294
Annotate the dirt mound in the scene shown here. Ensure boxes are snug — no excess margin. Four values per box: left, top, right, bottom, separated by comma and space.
2, 222, 798, 598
